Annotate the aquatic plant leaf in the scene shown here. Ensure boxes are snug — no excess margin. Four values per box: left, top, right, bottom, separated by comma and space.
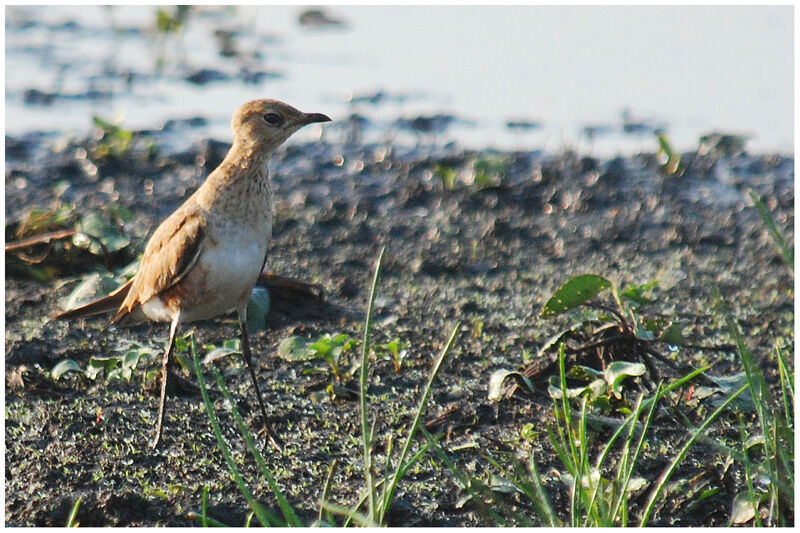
547, 375, 605, 400
540, 274, 613, 318
277, 336, 314, 361
202, 339, 241, 365
75, 212, 130, 254
86, 356, 120, 380
658, 323, 684, 346
603, 361, 646, 398
51, 359, 82, 380
704, 372, 755, 412
730, 492, 757, 524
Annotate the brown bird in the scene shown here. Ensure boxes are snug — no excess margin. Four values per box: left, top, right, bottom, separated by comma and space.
54, 99, 331, 449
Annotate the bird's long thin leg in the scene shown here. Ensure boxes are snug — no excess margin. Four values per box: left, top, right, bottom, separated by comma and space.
151, 315, 180, 449
238, 313, 283, 452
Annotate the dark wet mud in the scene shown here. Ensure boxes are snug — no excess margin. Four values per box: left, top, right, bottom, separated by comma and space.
4, 124, 794, 525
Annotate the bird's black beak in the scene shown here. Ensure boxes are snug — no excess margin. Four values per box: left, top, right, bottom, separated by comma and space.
301, 112, 332, 125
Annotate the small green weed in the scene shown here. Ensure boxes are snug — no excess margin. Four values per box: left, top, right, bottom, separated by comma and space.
91, 116, 134, 160
52, 344, 156, 382
655, 131, 683, 176
197, 248, 459, 526
278, 332, 357, 380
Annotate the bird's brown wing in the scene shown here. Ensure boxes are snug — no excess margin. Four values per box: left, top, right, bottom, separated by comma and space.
110, 206, 207, 325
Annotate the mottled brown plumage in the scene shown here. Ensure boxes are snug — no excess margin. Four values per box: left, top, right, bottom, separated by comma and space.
55, 99, 331, 449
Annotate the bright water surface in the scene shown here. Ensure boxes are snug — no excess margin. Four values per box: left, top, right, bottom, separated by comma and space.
5, 5, 794, 156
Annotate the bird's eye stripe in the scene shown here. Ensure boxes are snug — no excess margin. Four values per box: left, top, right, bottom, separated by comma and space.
263, 113, 283, 126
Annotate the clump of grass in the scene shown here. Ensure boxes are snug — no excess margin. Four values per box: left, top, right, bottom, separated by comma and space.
431, 339, 752, 526
320, 247, 460, 526
747, 188, 793, 271
194, 247, 459, 526
712, 291, 793, 526
191, 333, 301, 527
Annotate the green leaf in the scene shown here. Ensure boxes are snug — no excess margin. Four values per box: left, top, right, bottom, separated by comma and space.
659, 323, 684, 346
621, 280, 658, 305
703, 372, 755, 412
52, 359, 83, 380
567, 364, 603, 382
633, 326, 656, 341
488, 369, 530, 401
603, 361, 646, 399
92, 116, 116, 131
86, 356, 120, 380
309, 335, 333, 358
730, 492, 757, 524
547, 375, 606, 400
203, 345, 241, 365
106, 204, 133, 222
74, 212, 130, 254
277, 336, 314, 361
540, 274, 613, 319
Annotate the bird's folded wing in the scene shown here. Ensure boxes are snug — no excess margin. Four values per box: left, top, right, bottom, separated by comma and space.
52, 278, 134, 321
112, 207, 207, 322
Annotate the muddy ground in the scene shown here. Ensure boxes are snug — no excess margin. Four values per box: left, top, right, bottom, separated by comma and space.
4, 125, 794, 526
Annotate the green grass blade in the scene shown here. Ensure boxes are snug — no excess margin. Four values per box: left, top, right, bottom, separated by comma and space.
528, 449, 561, 526
319, 500, 377, 527
775, 341, 794, 427
482, 451, 554, 526
201, 485, 210, 527
342, 478, 387, 528
210, 367, 301, 526
555, 343, 582, 526
421, 427, 507, 526
318, 459, 338, 525
713, 289, 781, 509
611, 383, 662, 524
66, 496, 82, 527
747, 188, 793, 270
360, 246, 385, 523
738, 416, 764, 527
187, 512, 227, 527
190, 335, 280, 527
640, 383, 749, 526
583, 393, 643, 525
379, 321, 460, 523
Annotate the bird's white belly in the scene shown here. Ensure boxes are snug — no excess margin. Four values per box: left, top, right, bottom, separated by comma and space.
183, 231, 267, 322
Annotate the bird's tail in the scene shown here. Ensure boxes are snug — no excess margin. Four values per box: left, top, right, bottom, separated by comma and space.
52, 278, 134, 321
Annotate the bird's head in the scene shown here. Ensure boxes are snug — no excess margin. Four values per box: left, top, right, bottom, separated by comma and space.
231, 99, 331, 151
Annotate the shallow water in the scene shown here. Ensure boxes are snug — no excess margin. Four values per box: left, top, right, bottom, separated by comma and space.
5, 5, 794, 156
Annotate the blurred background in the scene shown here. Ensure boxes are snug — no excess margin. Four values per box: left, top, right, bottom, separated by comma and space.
5, 5, 794, 156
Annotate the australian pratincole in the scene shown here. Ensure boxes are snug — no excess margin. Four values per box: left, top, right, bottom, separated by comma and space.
54, 99, 331, 449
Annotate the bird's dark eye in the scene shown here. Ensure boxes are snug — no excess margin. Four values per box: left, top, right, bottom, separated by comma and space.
263, 113, 283, 126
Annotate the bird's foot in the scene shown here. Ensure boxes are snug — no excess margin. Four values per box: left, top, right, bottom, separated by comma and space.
167, 368, 200, 396
144, 368, 199, 396
258, 424, 284, 453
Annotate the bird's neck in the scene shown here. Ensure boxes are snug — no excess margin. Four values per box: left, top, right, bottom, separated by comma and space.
195, 142, 274, 219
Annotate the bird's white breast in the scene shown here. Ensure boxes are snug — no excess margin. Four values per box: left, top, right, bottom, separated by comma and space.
185, 220, 271, 322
